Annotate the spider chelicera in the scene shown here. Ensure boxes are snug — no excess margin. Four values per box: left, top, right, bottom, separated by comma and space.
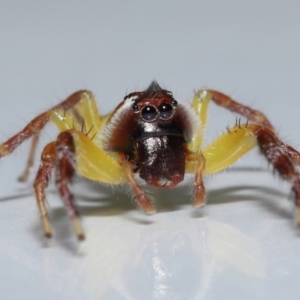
1, 81, 300, 240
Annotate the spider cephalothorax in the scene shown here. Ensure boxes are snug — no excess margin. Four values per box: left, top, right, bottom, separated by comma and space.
103, 81, 197, 188
1, 81, 300, 240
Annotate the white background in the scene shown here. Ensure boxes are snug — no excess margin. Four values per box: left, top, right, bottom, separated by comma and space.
1, 1, 300, 299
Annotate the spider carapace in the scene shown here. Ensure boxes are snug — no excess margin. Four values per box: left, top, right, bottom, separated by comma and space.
1, 81, 300, 240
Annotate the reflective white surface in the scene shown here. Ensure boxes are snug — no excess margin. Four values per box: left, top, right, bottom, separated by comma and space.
1, 1, 300, 299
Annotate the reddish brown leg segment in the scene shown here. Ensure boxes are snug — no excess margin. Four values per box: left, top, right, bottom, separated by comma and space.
0, 111, 50, 157
34, 142, 56, 238
55, 131, 85, 240
186, 150, 206, 207
254, 126, 300, 224
34, 130, 84, 239
120, 154, 156, 214
281, 144, 300, 166
206, 90, 274, 131
0, 90, 93, 172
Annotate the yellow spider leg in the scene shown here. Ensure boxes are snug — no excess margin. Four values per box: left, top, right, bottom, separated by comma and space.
188, 90, 211, 153
50, 110, 75, 131
11, 90, 105, 182
65, 92, 112, 143
203, 124, 259, 174
70, 91, 102, 136
50, 110, 126, 184
186, 123, 258, 175
72, 130, 126, 183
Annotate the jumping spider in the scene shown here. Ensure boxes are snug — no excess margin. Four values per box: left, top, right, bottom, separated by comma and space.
1, 81, 300, 240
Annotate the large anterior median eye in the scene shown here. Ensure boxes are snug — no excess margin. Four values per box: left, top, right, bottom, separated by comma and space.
141, 105, 158, 121
159, 103, 173, 120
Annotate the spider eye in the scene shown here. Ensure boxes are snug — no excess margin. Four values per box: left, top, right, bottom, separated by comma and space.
141, 105, 158, 121
172, 100, 178, 107
132, 102, 140, 112
159, 103, 174, 120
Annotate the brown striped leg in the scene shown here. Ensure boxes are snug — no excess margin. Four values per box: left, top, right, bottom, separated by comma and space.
55, 131, 85, 240
0, 90, 93, 175
34, 142, 56, 238
186, 151, 206, 207
205, 90, 274, 130
254, 126, 300, 224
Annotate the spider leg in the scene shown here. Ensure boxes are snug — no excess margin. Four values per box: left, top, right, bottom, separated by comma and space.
18, 134, 39, 182
206, 89, 300, 165
50, 113, 126, 184
256, 126, 300, 223
55, 131, 85, 240
33, 141, 56, 238
280, 143, 300, 166
119, 153, 156, 214
191, 89, 300, 165
34, 130, 85, 239
186, 92, 216, 206
197, 89, 274, 130
186, 150, 206, 207
190, 122, 300, 225
0, 90, 101, 181
188, 91, 211, 153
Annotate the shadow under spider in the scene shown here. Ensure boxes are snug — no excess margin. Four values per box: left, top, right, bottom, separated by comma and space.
0, 171, 293, 250
48, 179, 291, 222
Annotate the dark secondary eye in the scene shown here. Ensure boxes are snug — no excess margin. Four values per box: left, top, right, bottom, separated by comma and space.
159, 103, 174, 120
141, 105, 158, 121
132, 102, 140, 112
